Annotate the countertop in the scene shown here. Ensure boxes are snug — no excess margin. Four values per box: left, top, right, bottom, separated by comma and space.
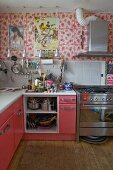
0, 90, 23, 113
23, 89, 76, 96
0, 89, 76, 113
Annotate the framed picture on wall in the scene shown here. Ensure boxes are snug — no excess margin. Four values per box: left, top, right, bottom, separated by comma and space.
34, 17, 59, 50
9, 26, 24, 50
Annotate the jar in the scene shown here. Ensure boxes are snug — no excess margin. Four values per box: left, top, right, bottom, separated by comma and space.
59, 83, 64, 90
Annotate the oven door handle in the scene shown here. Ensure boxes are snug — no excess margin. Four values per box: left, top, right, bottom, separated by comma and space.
81, 104, 113, 109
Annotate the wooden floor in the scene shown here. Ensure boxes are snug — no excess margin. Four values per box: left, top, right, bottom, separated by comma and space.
8, 138, 113, 170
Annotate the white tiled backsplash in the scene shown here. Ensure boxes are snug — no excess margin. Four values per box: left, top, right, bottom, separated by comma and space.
0, 60, 106, 88
0, 59, 61, 88
63, 61, 106, 85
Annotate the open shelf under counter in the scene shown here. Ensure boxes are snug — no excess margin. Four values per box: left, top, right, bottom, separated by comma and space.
25, 126, 58, 133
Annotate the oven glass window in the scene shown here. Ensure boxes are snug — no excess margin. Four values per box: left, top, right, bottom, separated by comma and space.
80, 108, 113, 122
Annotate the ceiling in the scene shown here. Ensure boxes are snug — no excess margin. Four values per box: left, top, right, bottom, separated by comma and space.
0, 0, 113, 13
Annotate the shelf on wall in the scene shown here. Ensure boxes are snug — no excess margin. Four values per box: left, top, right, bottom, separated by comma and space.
26, 109, 57, 114
75, 52, 113, 57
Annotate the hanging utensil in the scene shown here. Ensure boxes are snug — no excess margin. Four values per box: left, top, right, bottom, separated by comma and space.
0, 61, 7, 74
21, 59, 29, 75
11, 56, 22, 74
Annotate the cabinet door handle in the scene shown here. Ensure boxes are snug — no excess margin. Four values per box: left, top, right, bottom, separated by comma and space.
17, 109, 22, 116
61, 98, 75, 102
0, 124, 10, 136
60, 107, 75, 110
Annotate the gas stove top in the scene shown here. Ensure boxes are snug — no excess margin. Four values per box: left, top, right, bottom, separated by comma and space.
74, 86, 113, 104
74, 86, 113, 94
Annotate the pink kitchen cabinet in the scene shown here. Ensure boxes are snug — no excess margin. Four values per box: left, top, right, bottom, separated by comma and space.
59, 96, 76, 134
23, 95, 76, 140
0, 115, 14, 170
59, 95, 76, 104
0, 96, 24, 170
13, 97, 24, 150
59, 104, 76, 133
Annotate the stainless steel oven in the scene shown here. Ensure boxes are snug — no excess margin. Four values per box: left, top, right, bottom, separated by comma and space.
76, 86, 113, 142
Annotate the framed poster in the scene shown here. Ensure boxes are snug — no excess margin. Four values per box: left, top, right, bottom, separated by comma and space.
9, 26, 24, 50
107, 64, 113, 74
34, 17, 59, 50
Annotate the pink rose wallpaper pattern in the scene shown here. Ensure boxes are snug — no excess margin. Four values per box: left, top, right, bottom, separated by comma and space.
0, 12, 113, 61
0, 12, 113, 85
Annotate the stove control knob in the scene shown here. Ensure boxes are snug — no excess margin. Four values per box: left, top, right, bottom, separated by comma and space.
102, 98, 105, 101
106, 98, 109, 101
90, 98, 93, 101
109, 98, 112, 101
95, 98, 98, 101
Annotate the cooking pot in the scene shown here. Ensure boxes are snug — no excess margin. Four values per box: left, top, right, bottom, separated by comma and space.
28, 98, 40, 110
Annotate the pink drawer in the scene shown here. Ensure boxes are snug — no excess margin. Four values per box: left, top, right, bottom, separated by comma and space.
59, 96, 76, 104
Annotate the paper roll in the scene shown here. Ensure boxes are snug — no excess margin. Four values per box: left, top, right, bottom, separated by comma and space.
41, 59, 53, 65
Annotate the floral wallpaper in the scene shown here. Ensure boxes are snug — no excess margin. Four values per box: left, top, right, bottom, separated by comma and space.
0, 12, 113, 60
0, 12, 113, 84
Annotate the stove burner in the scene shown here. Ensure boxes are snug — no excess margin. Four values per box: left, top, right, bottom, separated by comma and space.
76, 86, 113, 94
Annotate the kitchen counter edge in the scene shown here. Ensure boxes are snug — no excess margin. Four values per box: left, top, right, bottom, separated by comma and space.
0, 90, 76, 113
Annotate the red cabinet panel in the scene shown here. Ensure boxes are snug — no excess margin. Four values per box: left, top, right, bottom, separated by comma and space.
0, 105, 13, 127
13, 97, 24, 150
59, 104, 76, 134
13, 96, 23, 113
0, 115, 14, 170
13, 108, 24, 149
0, 96, 24, 169
59, 96, 76, 104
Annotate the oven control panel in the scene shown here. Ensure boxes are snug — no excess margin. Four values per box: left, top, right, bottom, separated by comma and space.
80, 94, 113, 104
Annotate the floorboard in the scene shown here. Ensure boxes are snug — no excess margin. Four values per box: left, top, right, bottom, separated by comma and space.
8, 137, 113, 170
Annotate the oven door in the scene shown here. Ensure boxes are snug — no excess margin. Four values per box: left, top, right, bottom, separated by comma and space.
80, 104, 113, 126
79, 104, 113, 136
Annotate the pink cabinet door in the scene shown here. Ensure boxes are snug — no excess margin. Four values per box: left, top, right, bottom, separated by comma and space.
0, 105, 13, 127
59, 104, 76, 134
0, 116, 14, 170
14, 108, 24, 149
14, 101, 24, 150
